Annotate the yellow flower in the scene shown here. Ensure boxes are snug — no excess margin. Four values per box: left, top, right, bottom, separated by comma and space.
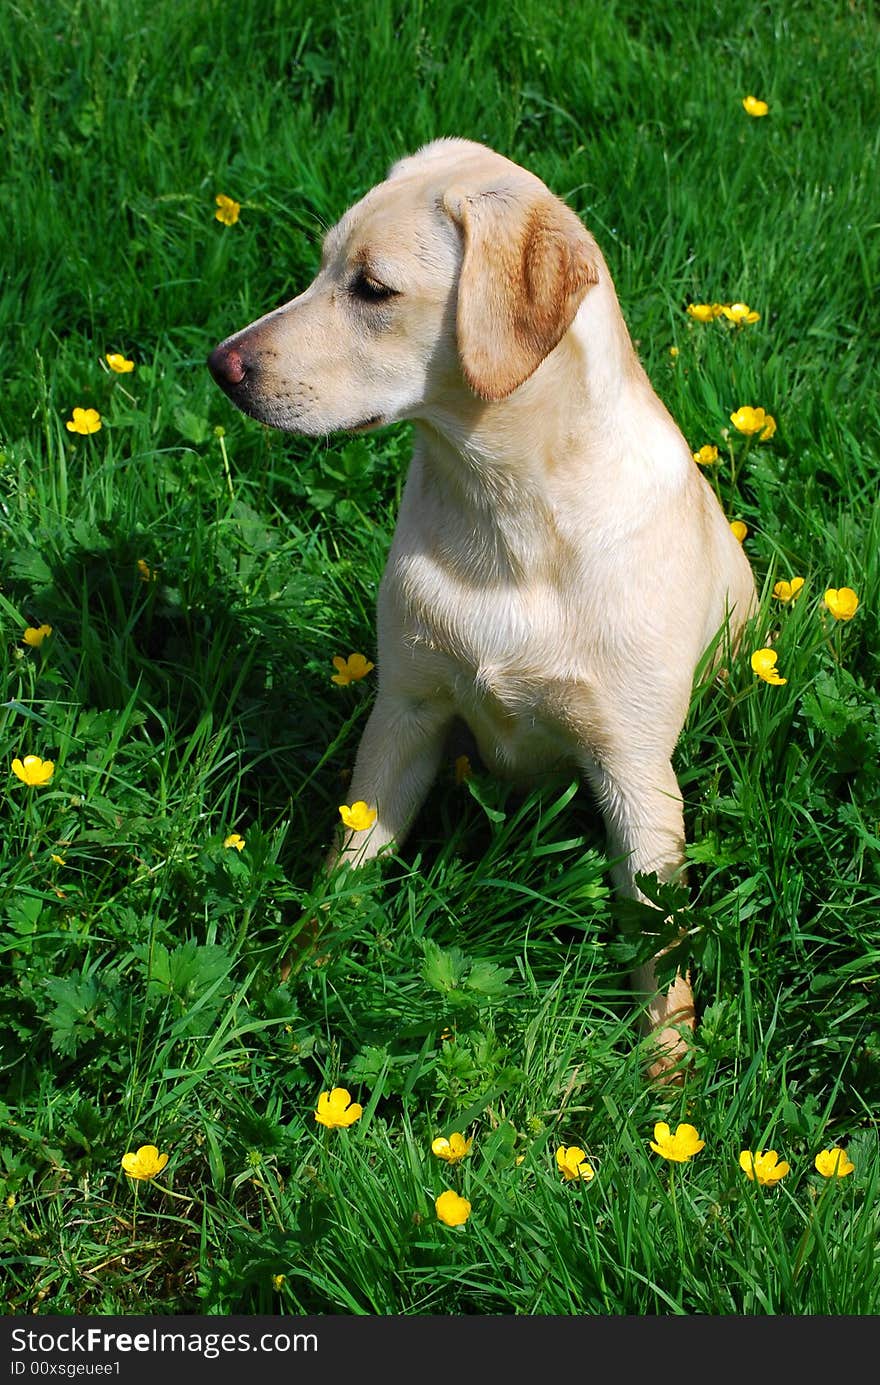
106, 352, 134, 373
65, 407, 102, 435
693, 445, 719, 466
824, 587, 859, 621
435, 1189, 471, 1227
51, 854, 66, 866
773, 577, 805, 603
730, 405, 772, 436
121, 1144, 169, 1181
556, 1145, 595, 1182
272, 1274, 286, 1289
649, 1122, 705, 1163
759, 415, 777, 440
22, 624, 52, 648
136, 559, 156, 582
338, 801, 377, 832
314, 1087, 363, 1129
669, 345, 679, 358
730, 520, 748, 542
431, 1132, 473, 1164
11, 755, 55, 786
751, 648, 787, 685
454, 754, 472, 785
721, 302, 760, 325
223, 832, 245, 851
331, 652, 375, 685
743, 95, 769, 117
686, 303, 717, 323
215, 194, 241, 226
814, 1147, 855, 1178
739, 1149, 790, 1185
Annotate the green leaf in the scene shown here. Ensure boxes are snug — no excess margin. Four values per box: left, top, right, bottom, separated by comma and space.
134, 940, 234, 1013
173, 407, 212, 445
5, 895, 43, 936
464, 775, 506, 823
421, 940, 468, 995
43, 974, 125, 1057
466, 959, 513, 999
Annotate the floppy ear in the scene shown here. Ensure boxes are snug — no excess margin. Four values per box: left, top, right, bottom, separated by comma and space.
443, 185, 599, 401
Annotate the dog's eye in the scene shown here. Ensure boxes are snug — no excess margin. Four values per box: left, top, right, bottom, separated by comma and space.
351, 271, 398, 303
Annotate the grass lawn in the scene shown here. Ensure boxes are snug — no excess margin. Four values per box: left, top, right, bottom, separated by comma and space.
1, 0, 878, 1315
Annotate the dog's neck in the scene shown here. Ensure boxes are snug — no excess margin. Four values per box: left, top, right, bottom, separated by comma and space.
410, 283, 650, 581
420, 274, 641, 473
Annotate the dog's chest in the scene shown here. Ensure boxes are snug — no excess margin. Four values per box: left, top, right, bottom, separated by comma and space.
388, 547, 595, 775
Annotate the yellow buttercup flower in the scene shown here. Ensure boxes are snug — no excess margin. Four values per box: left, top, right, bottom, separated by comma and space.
730, 406, 771, 436
223, 832, 245, 851
759, 414, 776, 440
272, 1274, 286, 1290
686, 303, 717, 323
824, 587, 859, 621
136, 559, 157, 583
215, 194, 240, 226
814, 1147, 855, 1178
331, 652, 375, 685
339, 801, 377, 832
454, 754, 472, 785
22, 624, 52, 648
121, 1145, 169, 1181
11, 755, 55, 786
431, 1132, 473, 1164
649, 1122, 705, 1164
751, 648, 787, 685
65, 407, 102, 435
106, 352, 134, 373
51, 854, 66, 866
721, 302, 760, 325
773, 577, 804, 603
739, 1149, 790, 1185
435, 1189, 471, 1227
693, 445, 719, 466
669, 345, 679, 358
556, 1145, 595, 1182
730, 520, 748, 542
314, 1087, 363, 1129
743, 95, 769, 117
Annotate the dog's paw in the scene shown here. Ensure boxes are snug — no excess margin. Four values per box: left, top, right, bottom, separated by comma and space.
279, 914, 328, 982
644, 1019, 695, 1086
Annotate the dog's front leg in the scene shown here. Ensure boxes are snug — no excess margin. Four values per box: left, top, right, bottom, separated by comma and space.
583, 753, 695, 1078
330, 691, 453, 868
280, 693, 450, 980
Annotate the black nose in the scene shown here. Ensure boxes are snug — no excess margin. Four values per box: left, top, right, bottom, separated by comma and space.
207, 342, 247, 390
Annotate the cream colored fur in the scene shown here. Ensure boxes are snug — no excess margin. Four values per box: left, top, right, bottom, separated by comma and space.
209, 139, 756, 1076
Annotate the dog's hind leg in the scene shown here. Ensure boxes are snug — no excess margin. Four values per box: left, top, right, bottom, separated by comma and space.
582, 751, 695, 1080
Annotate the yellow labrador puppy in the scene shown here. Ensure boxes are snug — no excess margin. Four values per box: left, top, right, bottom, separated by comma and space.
209, 139, 755, 1075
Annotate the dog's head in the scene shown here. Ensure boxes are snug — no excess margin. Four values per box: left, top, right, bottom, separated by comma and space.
208, 139, 599, 434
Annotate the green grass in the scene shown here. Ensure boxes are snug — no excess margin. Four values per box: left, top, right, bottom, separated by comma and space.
1, 0, 878, 1315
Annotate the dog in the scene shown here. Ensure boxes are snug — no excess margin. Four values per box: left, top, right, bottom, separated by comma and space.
208, 138, 756, 1076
